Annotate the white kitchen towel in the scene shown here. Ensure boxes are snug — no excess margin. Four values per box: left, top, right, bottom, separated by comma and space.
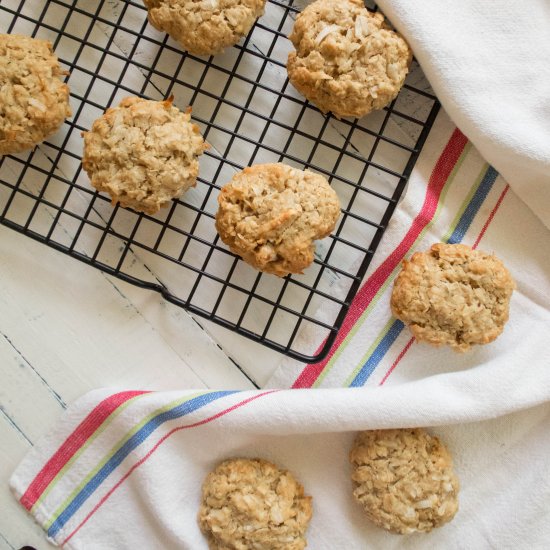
376, 0, 550, 229
10, 389, 550, 548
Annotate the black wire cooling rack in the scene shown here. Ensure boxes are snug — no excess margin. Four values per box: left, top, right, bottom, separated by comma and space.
0, 0, 439, 363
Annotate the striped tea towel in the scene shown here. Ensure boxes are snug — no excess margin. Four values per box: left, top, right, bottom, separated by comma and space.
10, 110, 550, 549
10, 392, 550, 548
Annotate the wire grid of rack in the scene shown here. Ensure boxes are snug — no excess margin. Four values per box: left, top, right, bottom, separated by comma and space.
0, 0, 439, 363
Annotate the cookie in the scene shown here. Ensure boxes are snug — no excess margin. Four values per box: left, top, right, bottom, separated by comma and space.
0, 34, 71, 155
199, 458, 313, 550
144, 0, 266, 56
287, 0, 412, 119
215, 163, 341, 277
390, 243, 515, 352
350, 429, 459, 534
82, 96, 207, 214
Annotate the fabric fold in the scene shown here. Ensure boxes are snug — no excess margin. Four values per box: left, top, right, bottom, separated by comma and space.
377, 0, 550, 229
11, 387, 550, 548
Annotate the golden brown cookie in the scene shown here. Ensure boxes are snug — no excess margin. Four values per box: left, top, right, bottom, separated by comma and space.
144, 0, 266, 56
215, 163, 341, 277
0, 34, 71, 155
199, 458, 313, 550
391, 243, 515, 352
82, 96, 207, 214
350, 429, 459, 534
287, 0, 411, 119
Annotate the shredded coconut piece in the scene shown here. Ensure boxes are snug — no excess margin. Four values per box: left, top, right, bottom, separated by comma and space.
388, 62, 400, 81
355, 15, 370, 39
315, 24, 341, 44
27, 98, 47, 112
417, 499, 433, 509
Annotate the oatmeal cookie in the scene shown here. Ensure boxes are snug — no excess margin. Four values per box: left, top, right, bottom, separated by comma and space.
391, 243, 515, 351
350, 429, 459, 534
215, 163, 341, 276
82, 96, 207, 214
199, 458, 313, 550
0, 34, 71, 155
287, 0, 411, 119
144, 0, 266, 56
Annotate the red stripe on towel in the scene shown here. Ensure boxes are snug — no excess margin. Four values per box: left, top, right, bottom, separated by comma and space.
20, 391, 148, 510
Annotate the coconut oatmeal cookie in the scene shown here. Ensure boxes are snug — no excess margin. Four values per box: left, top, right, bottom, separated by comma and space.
143, 0, 266, 56
391, 243, 515, 351
0, 34, 71, 156
287, 0, 411, 119
199, 458, 313, 550
82, 96, 207, 215
215, 163, 341, 277
350, 429, 459, 534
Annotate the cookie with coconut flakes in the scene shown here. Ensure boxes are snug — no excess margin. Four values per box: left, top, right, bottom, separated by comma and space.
215, 163, 341, 277
82, 96, 207, 214
199, 458, 313, 550
144, 0, 266, 56
390, 243, 515, 352
350, 429, 460, 534
0, 34, 71, 155
287, 0, 412, 118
